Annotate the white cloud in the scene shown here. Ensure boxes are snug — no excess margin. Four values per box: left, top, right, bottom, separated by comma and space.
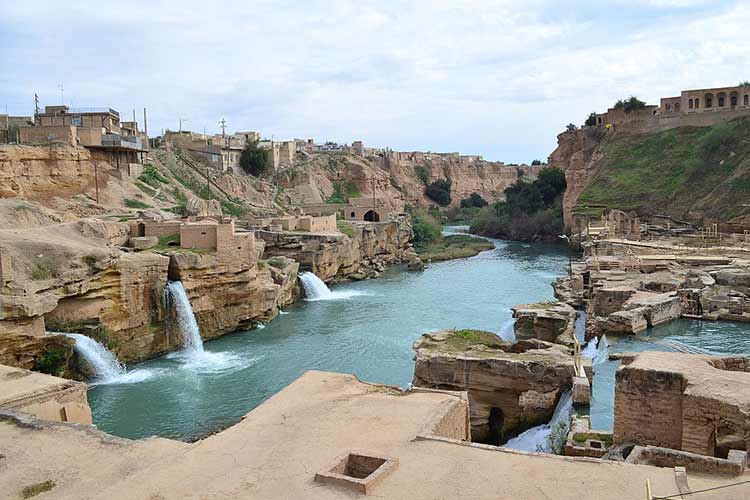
1, 0, 747, 162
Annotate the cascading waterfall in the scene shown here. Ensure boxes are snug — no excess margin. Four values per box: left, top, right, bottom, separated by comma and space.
574, 309, 587, 343
594, 334, 609, 365
64, 333, 125, 381
298, 272, 366, 301
499, 318, 516, 342
503, 390, 573, 453
582, 336, 599, 359
299, 272, 333, 300
165, 281, 205, 354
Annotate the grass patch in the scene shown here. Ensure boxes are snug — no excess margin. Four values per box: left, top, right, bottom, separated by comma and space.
221, 199, 249, 217
124, 198, 151, 209
336, 220, 354, 237
139, 165, 169, 188
30, 257, 59, 280
326, 180, 360, 204
267, 256, 287, 269
445, 329, 506, 351
21, 480, 56, 499
136, 181, 157, 197
578, 117, 750, 221
416, 234, 494, 262
257, 260, 267, 270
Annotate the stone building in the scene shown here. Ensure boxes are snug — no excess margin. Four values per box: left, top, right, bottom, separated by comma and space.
614, 351, 750, 458
590, 84, 750, 133
21, 105, 148, 167
129, 217, 255, 256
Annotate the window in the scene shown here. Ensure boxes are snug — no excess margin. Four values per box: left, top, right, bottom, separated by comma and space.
730, 93, 738, 106
695, 98, 700, 108
705, 95, 713, 108
718, 93, 726, 107
745, 95, 749, 106
71, 115, 82, 126
688, 99, 693, 109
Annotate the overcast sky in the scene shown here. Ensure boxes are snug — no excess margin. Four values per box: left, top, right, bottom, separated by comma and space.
2, 0, 748, 163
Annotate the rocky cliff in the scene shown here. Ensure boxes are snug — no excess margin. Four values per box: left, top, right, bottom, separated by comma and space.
276, 152, 541, 210
257, 217, 417, 282
550, 117, 750, 228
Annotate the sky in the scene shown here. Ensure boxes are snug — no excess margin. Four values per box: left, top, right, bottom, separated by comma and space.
1, 0, 749, 163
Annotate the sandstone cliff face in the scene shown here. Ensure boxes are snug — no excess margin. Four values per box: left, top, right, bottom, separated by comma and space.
278, 152, 542, 210
167, 251, 299, 340
548, 128, 605, 228
412, 330, 575, 444
257, 217, 416, 282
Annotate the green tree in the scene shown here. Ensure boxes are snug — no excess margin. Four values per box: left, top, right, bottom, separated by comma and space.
425, 178, 452, 206
239, 140, 270, 177
584, 112, 598, 127
460, 192, 488, 208
613, 96, 647, 113
566, 123, 577, 132
739, 81, 750, 87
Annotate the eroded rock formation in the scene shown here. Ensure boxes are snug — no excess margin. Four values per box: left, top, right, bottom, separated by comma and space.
412, 329, 575, 444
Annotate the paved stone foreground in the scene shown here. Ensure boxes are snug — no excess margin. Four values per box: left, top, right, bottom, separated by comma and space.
2, 370, 749, 499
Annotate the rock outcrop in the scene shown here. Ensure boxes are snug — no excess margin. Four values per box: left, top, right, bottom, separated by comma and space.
412, 329, 575, 444
257, 217, 416, 282
512, 301, 577, 346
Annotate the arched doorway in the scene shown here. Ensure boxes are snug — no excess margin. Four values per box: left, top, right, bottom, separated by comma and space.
363, 210, 380, 222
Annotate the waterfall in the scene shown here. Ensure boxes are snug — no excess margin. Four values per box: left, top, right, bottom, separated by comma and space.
165, 281, 205, 354
64, 333, 125, 381
298, 272, 366, 301
499, 318, 517, 342
503, 391, 573, 453
574, 309, 587, 343
299, 272, 333, 300
582, 336, 599, 359
594, 334, 609, 365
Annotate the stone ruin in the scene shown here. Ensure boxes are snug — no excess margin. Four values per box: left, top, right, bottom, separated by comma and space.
614, 351, 750, 470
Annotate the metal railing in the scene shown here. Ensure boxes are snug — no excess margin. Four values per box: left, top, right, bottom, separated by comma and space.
68, 107, 119, 116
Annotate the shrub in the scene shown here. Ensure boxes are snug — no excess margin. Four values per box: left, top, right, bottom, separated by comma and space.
425, 178, 452, 206
239, 140, 270, 177
221, 200, 248, 217
414, 164, 431, 185
33, 347, 68, 376
268, 257, 287, 269
460, 192, 488, 208
585, 112, 598, 127
531, 159, 543, 166
566, 123, 577, 132
410, 209, 441, 250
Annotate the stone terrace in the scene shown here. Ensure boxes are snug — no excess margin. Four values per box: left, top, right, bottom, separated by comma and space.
2, 370, 744, 499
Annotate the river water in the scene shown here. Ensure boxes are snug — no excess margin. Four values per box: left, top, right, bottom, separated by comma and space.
89, 233, 569, 440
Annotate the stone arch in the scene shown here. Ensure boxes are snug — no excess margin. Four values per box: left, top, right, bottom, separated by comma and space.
730, 91, 738, 107
674, 101, 680, 112
718, 92, 726, 107
350, 211, 355, 218
688, 99, 694, 109
745, 94, 749, 106
487, 407, 505, 446
705, 93, 714, 108
695, 97, 700, 109
363, 210, 380, 222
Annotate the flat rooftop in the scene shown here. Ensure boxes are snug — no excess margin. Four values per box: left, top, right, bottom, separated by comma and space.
1, 370, 746, 499
0, 365, 84, 408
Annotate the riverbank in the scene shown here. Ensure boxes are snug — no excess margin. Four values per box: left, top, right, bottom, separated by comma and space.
88, 237, 568, 440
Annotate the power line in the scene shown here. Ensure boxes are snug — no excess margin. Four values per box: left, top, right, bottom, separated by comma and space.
653, 480, 750, 499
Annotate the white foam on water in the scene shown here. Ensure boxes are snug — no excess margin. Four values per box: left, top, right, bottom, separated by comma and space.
503, 391, 573, 453
299, 272, 368, 301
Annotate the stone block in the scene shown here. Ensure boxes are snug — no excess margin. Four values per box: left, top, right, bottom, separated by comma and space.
572, 375, 590, 406
129, 236, 159, 250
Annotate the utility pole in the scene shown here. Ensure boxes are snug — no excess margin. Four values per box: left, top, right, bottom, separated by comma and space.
143, 107, 148, 141
179, 117, 189, 133
34, 94, 40, 120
